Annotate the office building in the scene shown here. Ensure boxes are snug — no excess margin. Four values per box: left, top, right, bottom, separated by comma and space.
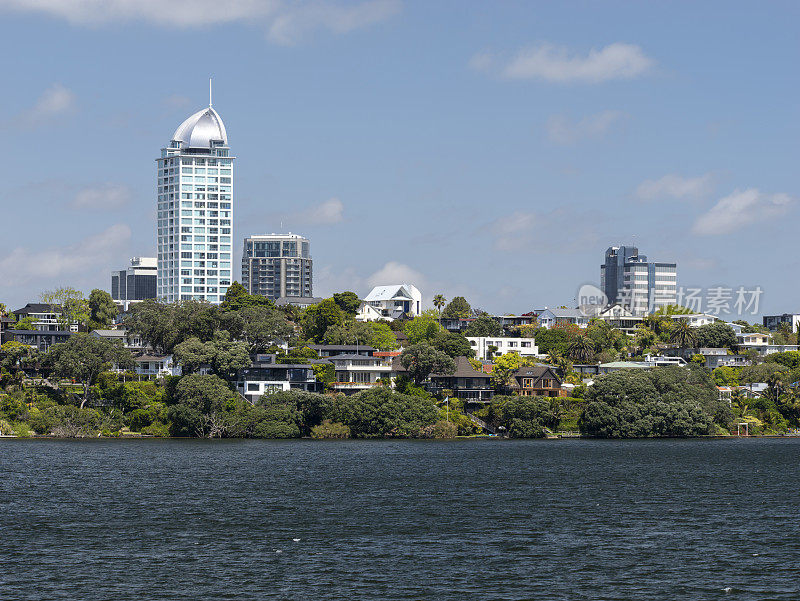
241, 234, 313, 300
111, 257, 157, 309
157, 94, 234, 303
600, 245, 677, 316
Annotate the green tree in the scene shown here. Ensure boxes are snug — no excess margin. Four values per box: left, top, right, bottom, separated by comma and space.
220, 282, 274, 312
668, 321, 698, 349
566, 335, 596, 363
432, 294, 446, 316
11, 316, 36, 330
88, 289, 118, 330
332, 387, 439, 437
431, 330, 473, 358
238, 305, 294, 353
399, 343, 456, 385
441, 296, 471, 319
696, 323, 737, 349
41, 287, 89, 329
491, 352, 523, 390
463, 315, 502, 337
168, 373, 238, 437
173, 337, 215, 375
403, 310, 443, 344
46, 333, 134, 407
332, 292, 362, 315
301, 298, 344, 341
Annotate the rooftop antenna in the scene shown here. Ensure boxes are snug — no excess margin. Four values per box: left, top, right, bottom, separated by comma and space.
209, 77, 213, 107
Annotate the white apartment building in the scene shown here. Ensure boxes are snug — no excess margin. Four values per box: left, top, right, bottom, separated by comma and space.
157, 96, 234, 304
467, 337, 539, 360
622, 259, 677, 316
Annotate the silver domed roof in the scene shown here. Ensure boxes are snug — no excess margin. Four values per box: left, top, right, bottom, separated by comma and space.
172, 106, 228, 148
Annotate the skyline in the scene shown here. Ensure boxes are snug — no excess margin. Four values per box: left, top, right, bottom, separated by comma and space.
0, 1, 797, 316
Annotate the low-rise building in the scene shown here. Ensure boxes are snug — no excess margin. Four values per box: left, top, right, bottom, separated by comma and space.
763, 313, 800, 332
698, 348, 749, 369
467, 336, 538, 360
90, 329, 147, 351
598, 361, 653, 374
538, 308, 589, 329
506, 366, 566, 397
737, 332, 770, 352
132, 354, 181, 379
329, 354, 392, 394
357, 284, 422, 321
427, 356, 493, 403
1, 329, 75, 350
236, 354, 321, 403
275, 296, 324, 309
9, 303, 78, 332
594, 304, 644, 335
308, 344, 375, 358
670, 313, 721, 328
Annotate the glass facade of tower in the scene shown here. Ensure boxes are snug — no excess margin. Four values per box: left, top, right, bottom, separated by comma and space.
157, 107, 234, 304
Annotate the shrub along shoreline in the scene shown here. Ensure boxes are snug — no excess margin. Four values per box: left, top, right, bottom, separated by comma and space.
1, 366, 794, 440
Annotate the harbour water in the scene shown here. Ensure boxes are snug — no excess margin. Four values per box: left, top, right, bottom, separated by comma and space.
1, 438, 799, 600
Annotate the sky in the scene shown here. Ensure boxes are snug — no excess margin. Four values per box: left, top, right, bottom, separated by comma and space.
0, 0, 797, 319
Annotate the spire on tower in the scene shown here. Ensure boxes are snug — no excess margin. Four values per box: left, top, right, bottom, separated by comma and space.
209, 77, 213, 107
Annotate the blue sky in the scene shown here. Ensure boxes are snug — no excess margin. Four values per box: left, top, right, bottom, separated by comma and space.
0, 1, 797, 318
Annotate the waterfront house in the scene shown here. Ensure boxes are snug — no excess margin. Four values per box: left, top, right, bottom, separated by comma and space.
1, 329, 75, 351
90, 329, 147, 351
427, 356, 493, 403
328, 353, 392, 394
9, 303, 78, 332
236, 354, 321, 403
506, 366, 566, 397
357, 284, 422, 321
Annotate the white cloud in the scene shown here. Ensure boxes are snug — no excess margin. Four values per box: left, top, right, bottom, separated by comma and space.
267, 0, 401, 45
473, 42, 653, 83
0, 0, 400, 44
635, 173, 714, 201
17, 83, 75, 127
0, 224, 131, 287
488, 211, 537, 251
692, 189, 794, 235
367, 261, 426, 288
546, 110, 624, 145
294, 197, 344, 225
71, 183, 132, 210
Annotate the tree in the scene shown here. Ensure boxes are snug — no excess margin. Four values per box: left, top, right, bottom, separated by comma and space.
332, 387, 439, 437
634, 325, 657, 353
332, 292, 362, 315
12, 316, 36, 330
46, 333, 134, 408
566, 335, 596, 363
441, 296, 471, 319
169, 374, 238, 437
88, 289, 118, 330
491, 352, 522, 390
669, 321, 698, 349
173, 337, 216, 375
431, 330, 473, 358
696, 323, 737, 349
403, 311, 442, 344
41, 287, 89, 329
432, 294, 446, 315
463, 315, 502, 337
128, 299, 221, 353
400, 343, 456, 385
301, 298, 344, 341
238, 305, 294, 353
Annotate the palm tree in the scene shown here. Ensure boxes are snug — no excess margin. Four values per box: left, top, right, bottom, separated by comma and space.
766, 371, 785, 402
432, 294, 446, 323
669, 320, 698, 349
566, 335, 596, 363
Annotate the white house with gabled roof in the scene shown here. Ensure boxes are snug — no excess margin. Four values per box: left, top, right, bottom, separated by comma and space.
357, 284, 422, 321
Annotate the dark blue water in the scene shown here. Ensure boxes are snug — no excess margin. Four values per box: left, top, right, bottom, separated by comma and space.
1, 439, 798, 600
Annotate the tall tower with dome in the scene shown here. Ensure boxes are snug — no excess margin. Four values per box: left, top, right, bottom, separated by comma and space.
156, 90, 234, 304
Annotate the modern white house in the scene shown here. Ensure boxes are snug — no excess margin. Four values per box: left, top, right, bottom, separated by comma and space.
594, 304, 644, 335
157, 91, 234, 304
131, 354, 182, 379
357, 284, 422, 321
467, 337, 539, 360
670, 313, 721, 327
10, 303, 78, 332
538, 308, 589, 329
